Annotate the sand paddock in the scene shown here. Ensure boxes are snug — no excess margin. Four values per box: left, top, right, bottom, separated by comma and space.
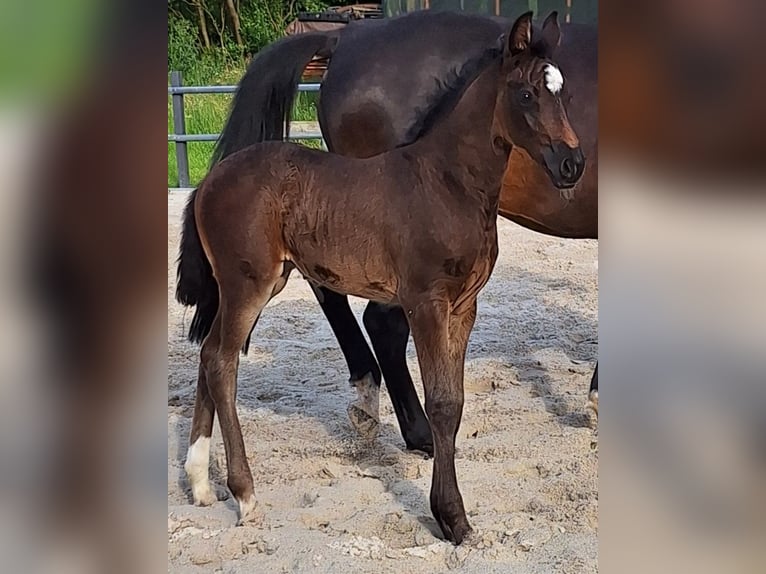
167, 192, 598, 573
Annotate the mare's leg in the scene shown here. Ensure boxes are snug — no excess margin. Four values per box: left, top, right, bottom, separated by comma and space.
185, 362, 217, 506
309, 285, 382, 437
363, 303, 432, 454
198, 270, 281, 524
406, 297, 477, 544
587, 362, 599, 417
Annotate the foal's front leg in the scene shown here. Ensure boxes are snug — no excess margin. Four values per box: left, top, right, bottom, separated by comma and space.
406, 297, 477, 544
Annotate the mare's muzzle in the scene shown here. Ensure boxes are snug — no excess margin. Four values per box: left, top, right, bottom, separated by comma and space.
542, 142, 585, 189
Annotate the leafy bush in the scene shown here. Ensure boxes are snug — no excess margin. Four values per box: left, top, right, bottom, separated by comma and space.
168, 14, 201, 77
167, 1, 357, 186
168, 1, 354, 83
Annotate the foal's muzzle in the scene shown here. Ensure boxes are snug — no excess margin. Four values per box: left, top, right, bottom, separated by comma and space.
542, 142, 585, 189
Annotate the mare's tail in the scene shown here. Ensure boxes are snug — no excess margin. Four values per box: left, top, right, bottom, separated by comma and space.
211, 31, 338, 164
176, 31, 337, 346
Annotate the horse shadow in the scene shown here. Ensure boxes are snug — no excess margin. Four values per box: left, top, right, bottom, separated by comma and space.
169, 258, 596, 511
467, 264, 598, 428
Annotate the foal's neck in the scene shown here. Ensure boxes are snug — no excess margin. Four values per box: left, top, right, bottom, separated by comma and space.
417, 60, 508, 196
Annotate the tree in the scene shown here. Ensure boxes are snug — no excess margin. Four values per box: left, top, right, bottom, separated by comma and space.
168, 0, 361, 77
193, 0, 211, 49
225, 0, 243, 46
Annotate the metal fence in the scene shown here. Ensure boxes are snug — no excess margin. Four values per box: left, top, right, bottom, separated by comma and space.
384, 1, 598, 24
168, 70, 324, 189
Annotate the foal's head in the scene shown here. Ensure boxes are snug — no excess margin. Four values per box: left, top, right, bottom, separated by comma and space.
492, 12, 585, 189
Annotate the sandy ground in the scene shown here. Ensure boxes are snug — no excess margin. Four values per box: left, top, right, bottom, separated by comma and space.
167, 191, 598, 573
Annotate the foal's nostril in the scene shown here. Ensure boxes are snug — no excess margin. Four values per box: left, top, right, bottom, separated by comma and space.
561, 157, 575, 180
544, 144, 584, 187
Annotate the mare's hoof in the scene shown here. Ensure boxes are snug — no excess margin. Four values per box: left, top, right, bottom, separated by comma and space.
403, 420, 434, 456
585, 389, 599, 420
405, 435, 434, 457
347, 373, 380, 438
348, 401, 380, 438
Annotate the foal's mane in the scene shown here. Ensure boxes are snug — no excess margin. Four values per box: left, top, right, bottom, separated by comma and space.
400, 42, 503, 146
400, 30, 556, 147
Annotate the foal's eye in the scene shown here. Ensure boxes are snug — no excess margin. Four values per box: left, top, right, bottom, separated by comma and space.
518, 88, 535, 106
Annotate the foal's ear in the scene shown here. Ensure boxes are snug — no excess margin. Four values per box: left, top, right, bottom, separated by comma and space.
542, 11, 561, 51
507, 11, 534, 57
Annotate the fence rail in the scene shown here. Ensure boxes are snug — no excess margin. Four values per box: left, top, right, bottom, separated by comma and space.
168, 71, 324, 189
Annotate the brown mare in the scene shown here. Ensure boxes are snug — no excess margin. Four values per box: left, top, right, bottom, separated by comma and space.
177, 13, 583, 544
208, 10, 599, 455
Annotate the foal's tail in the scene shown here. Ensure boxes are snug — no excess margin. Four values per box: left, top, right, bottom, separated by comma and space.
210, 31, 338, 164
176, 188, 217, 344
177, 32, 337, 345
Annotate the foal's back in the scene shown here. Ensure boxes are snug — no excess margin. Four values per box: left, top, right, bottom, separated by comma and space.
196, 140, 492, 304
197, 142, 406, 303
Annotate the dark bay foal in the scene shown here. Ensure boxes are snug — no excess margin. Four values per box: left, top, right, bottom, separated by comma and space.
177, 13, 583, 544
210, 10, 598, 452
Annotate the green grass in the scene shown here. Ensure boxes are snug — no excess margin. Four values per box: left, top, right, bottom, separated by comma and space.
168, 69, 321, 187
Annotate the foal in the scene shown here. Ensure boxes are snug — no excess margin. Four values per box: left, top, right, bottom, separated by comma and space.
178, 12, 583, 544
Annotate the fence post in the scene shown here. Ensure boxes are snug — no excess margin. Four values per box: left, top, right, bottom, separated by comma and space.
170, 71, 190, 188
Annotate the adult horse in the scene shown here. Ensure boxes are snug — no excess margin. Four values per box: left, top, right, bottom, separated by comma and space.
207, 10, 598, 454
178, 12, 583, 543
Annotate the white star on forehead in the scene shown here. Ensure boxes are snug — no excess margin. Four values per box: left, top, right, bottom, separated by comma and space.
544, 64, 564, 95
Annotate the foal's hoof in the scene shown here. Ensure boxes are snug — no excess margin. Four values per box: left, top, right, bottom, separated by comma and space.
236, 494, 261, 526
191, 481, 220, 507
433, 505, 473, 545
193, 489, 217, 507
440, 518, 473, 546
347, 401, 380, 438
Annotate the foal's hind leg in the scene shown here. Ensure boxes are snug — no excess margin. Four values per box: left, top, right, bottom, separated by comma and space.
200, 271, 282, 524
185, 363, 218, 506
363, 303, 433, 453
185, 265, 290, 508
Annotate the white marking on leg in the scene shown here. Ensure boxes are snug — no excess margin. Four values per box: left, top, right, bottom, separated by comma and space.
347, 372, 380, 438
544, 64, 564, 95
184, 436, 216, 506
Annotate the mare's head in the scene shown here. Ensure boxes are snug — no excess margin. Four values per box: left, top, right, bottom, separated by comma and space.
491, 12, 584, 189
